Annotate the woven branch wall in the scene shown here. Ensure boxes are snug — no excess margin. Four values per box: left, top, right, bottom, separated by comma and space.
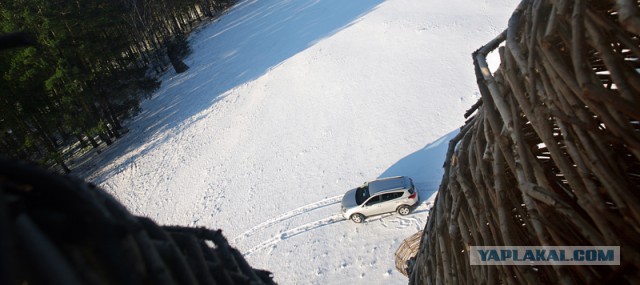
410, 0, 640, 284
0, 158, 276, 285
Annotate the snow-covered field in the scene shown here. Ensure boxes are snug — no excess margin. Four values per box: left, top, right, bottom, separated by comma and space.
76, 0, 518, 283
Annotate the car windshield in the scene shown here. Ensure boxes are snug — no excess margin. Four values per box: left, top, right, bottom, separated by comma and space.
355, 185, 370, 205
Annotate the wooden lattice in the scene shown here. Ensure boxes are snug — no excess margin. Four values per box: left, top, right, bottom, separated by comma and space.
395, 230, 423, 277
411, 0, 640, 284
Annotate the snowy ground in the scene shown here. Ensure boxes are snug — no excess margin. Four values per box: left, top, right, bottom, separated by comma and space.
75, 0, 518, 284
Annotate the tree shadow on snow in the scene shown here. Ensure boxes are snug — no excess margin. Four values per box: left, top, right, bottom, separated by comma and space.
74, 0, 385, 181
377, 129, 460, 206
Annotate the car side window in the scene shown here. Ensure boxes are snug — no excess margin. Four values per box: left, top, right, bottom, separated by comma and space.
365, 195, 381, 206
382, 192, 403, 201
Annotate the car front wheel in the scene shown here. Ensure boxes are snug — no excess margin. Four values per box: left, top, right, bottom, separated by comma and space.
397, 205, 411, 215
350, 213, 365, 223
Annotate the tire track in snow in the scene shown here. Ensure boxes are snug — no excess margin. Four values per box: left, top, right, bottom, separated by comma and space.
232, 194, 343, 245
380, 216, 422, 232
243, 214, 346, 257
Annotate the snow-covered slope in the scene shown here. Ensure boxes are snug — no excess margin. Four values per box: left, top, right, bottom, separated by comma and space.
77, 0, 518, 283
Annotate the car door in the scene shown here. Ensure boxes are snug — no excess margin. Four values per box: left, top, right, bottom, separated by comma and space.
379, 192, 404, 213
362, 195, 384, 216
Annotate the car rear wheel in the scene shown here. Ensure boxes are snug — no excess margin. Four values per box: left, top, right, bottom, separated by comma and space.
397, 205, 411, 215
350, 213, 365, 223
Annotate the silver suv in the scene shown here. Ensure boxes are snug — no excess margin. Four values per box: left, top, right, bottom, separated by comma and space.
341, 176, 419, 223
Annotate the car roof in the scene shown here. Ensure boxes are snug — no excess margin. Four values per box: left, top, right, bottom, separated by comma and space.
368, 176, 409, 195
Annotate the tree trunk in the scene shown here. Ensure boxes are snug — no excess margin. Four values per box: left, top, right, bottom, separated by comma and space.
99, 95, 122, 131
84, 132, 100, 148
167, 42, 189, 73
98, 132, 112, 145
31, 115, 59, 149
54, 154, 71, 174
74, 133, 88, 148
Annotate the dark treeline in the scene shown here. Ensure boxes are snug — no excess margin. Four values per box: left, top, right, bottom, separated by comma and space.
0, 0, 232, 173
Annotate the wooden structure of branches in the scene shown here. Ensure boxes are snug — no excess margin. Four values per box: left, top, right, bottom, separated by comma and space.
0, 157, 275, 285
395, 230, 423, 277
410, 0, 640, 284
